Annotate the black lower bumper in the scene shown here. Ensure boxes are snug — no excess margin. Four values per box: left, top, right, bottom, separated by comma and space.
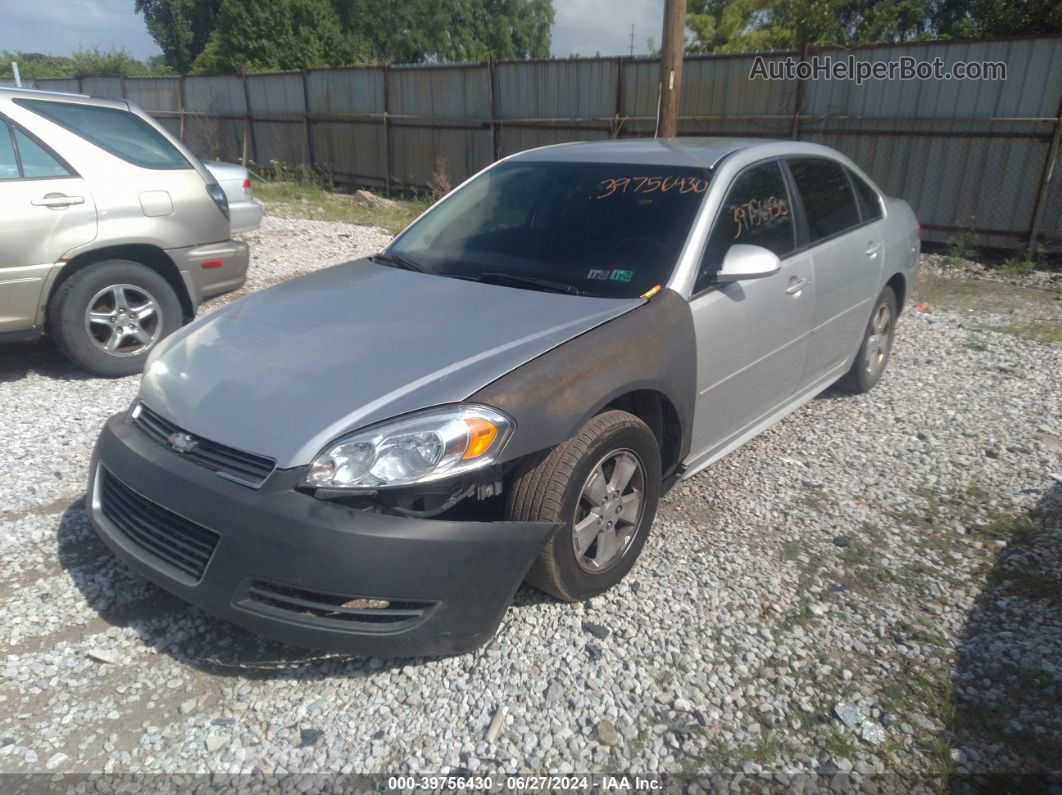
87, 412, 557, 656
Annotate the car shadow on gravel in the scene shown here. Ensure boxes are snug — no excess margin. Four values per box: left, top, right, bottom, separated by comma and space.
58, 500, 552, 679
947, 481, 1061, 788
0, 340, 98, 384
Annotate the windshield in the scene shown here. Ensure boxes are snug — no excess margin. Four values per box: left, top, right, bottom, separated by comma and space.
389, 160, 712, 298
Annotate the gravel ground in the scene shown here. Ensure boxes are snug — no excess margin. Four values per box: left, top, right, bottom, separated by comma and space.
0, 215, 1059, 786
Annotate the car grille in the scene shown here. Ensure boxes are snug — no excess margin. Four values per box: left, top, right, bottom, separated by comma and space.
239, 580, 434, 631
98, 468, 220, 582
132, 403, 275, 488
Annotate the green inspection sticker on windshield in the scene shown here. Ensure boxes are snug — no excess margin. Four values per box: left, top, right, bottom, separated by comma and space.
610, 269, 634, 282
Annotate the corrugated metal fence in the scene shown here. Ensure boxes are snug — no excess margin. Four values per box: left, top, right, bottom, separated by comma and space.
6, 35, 1061, 251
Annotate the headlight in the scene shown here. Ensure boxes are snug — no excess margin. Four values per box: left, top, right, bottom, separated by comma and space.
304, 405, 513, 490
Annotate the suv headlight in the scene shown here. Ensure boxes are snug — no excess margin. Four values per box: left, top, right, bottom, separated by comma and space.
304, 405, 513, 490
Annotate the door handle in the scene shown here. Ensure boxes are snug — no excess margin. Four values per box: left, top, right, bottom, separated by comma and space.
31, 194, 85, 208
865, 242, 881, 258
785, 276, 810, 295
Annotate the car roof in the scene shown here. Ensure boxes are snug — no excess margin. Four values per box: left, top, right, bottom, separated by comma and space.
508, 137, 767, 168
508, 137, 848, 170
0, 86, 130, 111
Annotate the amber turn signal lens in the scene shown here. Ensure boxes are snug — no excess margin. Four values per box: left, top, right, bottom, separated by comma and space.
463, 417, 498, 459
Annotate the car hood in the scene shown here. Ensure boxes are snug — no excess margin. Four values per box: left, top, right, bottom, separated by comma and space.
139, 260, 643, 468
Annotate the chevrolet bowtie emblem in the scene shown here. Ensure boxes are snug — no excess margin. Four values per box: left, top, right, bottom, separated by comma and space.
167, 432, 198, 454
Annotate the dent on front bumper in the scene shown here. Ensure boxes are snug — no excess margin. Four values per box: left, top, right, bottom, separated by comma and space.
87, 413, 558, 656
168, 239, 250, 308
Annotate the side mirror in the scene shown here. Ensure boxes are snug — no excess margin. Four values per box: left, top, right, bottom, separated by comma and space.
716, 244, 782, 282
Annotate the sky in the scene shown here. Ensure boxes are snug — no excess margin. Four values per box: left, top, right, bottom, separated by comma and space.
1, 0, 668, 61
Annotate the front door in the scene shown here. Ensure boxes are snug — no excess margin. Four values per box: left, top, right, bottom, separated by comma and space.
686, 160, 813, 464
0, 119, 97, 333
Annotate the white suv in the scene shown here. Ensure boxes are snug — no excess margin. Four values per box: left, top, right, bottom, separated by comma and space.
0, 87, 249, 376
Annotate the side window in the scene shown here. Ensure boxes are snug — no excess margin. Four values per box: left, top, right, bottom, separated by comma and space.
849, 169, 883, 221
696, 161, 794, 292
13, 128, 72, 178
0, 123, 18, 180
15, 99, 189, 170
788, 158, 860, 242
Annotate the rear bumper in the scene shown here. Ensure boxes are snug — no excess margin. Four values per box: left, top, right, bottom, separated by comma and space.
87, 412, 557, 656
168, 240, 249, 307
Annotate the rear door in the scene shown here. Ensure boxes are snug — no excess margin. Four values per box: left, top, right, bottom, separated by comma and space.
0, 118, 97, 333
786, 158, 882, 385
687, 159, 813, 463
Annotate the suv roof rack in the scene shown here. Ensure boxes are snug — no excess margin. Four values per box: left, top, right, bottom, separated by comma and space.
0, 86, 90, 99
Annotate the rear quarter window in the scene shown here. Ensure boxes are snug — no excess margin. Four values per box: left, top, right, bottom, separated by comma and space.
788, 158, 860, 242
849, 169, 884, 221
16, 99, 190, 170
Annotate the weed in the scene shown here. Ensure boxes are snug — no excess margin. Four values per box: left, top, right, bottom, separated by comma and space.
999, 257, 1036, 275
982, 322, 1062, 345
963, 336, 989, 352
780, 540, 802, 561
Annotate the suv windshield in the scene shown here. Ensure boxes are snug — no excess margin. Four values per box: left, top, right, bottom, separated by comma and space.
389, 161, 712, 298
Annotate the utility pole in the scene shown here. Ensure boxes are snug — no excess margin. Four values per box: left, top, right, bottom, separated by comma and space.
629, 25, 636, 57
656, 0, 686, 138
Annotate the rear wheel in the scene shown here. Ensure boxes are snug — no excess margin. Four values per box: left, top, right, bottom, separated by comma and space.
48, 260, 183, 377
837, 286, 897, 394
506, 410, 661, 602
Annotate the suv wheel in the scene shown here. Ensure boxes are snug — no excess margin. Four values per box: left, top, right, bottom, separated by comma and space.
48, 259, 183, 377
506, 410, 661, 602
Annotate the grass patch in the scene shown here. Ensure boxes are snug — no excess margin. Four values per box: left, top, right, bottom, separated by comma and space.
796, 488, 834, 514
879, 666, 958, 777
982, 321, 1062, 344
255, 180, 431, 236
818, 724, 863, 761
780, 540, 802, 561
999, 257, 1037, 275
963, 336, 989, 352
912, 273, 1060, 323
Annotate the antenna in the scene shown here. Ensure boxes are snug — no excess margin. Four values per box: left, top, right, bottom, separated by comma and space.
629, 25, 635, 56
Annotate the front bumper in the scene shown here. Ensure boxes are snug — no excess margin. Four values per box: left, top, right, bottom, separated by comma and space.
168, 239, 250, 308
87, 413, 557, 656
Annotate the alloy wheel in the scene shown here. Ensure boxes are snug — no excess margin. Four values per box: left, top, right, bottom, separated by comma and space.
571, 448, 646, 573
84, 284, 162, 357
864, 303, 892, 378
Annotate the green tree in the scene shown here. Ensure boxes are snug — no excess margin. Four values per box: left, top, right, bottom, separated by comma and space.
135, 0, 222, 73
1, 48, 156, 80
932, 0, 1062, 37
191, 0, 360, 73
334, 0, 553, 63
687, 0, 935, 51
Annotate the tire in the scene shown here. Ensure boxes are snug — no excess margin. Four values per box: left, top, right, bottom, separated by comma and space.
506, 410, 662, 602
48, 260, 183, 377
836, 285, 898, 394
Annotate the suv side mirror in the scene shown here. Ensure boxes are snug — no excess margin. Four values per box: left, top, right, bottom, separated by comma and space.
717, 244, 782, 282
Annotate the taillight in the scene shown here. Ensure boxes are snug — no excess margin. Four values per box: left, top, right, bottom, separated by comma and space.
206, 182, 229, 219
242, 177, 252, 194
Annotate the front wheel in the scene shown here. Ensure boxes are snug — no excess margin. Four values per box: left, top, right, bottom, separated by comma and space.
836, 285, 897, 394
506, 410, 662, 602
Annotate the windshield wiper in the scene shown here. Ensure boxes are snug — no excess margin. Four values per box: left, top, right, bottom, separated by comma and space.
443, 271, 582, 295
370, 252, 424, 273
